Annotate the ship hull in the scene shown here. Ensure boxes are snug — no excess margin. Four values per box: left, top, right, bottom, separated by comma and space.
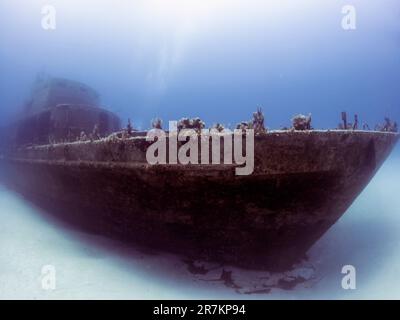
1, 131, 398, 270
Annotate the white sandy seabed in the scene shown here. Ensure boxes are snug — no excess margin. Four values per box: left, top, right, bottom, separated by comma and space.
0, 154, 399, 300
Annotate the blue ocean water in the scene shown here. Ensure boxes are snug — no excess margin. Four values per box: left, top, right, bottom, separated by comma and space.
0, 0, 399, 299
1, 0, 399, 132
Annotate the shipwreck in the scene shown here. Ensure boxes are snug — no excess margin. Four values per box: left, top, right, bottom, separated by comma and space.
0, 75, 398, 271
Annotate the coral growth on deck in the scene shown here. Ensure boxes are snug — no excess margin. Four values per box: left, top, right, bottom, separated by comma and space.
177, 117, 206, 132
375, 117, 398, 133
236, 107, 267, 134
291, 114, 312, 131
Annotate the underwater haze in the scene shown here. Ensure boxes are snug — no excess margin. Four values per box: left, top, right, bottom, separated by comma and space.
0, 0, 399, 299
0, 0, 400, 130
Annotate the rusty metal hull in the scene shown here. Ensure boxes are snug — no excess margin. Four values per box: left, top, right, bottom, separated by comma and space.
0, 131, 398, 270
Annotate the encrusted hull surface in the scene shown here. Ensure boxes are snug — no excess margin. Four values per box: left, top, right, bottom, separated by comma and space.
0, 131, 398, 270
